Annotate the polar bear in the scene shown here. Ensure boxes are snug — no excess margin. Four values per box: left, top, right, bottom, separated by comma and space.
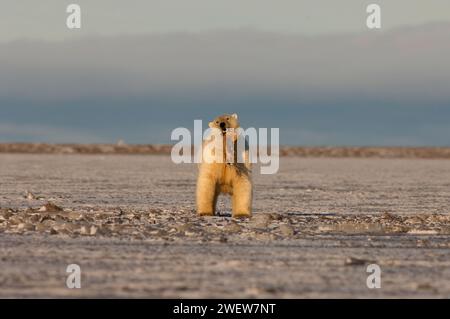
196, 113, 252, 218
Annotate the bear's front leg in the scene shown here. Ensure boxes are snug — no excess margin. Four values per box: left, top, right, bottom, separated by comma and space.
232, 177, 252, 218
196, 173, 218, 216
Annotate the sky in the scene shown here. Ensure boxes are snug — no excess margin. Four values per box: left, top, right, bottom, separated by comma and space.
0, 1, 450, 145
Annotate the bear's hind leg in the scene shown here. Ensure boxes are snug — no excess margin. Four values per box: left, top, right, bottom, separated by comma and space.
196, 175, 218, 216
232, 177, 252, 218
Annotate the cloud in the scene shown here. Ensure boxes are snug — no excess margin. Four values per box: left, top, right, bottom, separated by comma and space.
0, 23, 449, 103
0, 23, 449, 145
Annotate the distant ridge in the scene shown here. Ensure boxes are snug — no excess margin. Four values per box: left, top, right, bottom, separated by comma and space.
1, 143, 450, 158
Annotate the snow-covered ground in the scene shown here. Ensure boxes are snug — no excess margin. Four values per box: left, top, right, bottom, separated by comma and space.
1, 154, 449, 297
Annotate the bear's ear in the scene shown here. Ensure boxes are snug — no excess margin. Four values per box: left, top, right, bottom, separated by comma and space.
208, 121, 214, 128
231, 113, 238, 119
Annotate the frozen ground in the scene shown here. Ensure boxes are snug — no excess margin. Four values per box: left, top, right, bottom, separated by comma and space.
0, 154, 449, 298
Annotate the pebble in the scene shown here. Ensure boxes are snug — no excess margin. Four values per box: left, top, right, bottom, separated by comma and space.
345, 257, 374, 266
25, 191, 36, 200
38, 203, 63, 212
90, 226, 98, 236
224, 222, 242, 233
279, 224, 295, 236
250, 214, 273, 228
1, 204, 449, 243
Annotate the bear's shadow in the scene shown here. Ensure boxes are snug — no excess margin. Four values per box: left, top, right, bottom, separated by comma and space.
216, 211, 232, 217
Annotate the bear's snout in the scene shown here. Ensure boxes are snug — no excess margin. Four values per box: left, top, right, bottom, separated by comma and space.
220, 122, 226, 129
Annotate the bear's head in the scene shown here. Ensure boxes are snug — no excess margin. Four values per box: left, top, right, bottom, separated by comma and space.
209, 113, 240, 133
